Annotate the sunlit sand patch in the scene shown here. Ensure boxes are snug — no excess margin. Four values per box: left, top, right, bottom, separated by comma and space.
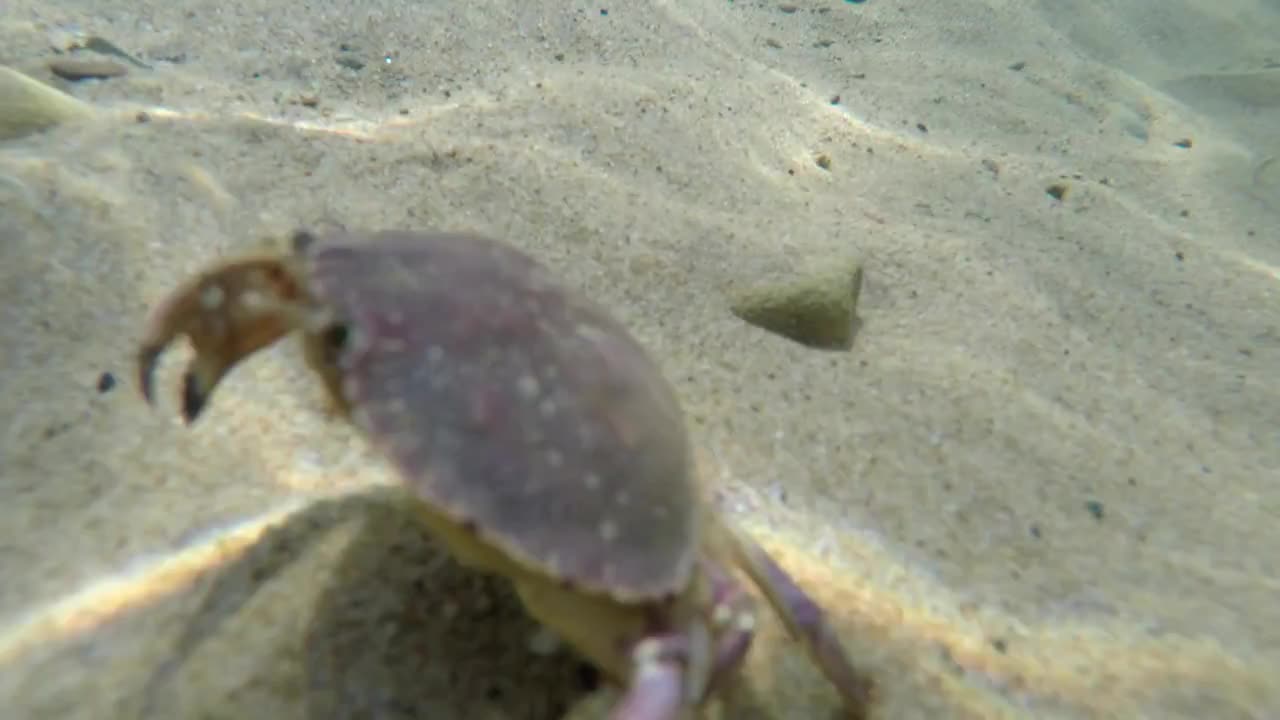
126, 106, 381, 140
126, 91, 509, 142
1224, 250, 1280, 284
747, 528, 1269, 715
695, 443, 1271, 715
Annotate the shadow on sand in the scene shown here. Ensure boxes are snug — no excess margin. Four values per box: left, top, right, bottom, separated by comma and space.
138, 487, 594, 720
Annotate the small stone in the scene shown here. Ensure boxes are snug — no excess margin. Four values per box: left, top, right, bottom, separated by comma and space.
729, 258, 863, 350
0, 65, 96, 140
96, 371, 117, 393
80, 36, 150, 69
48, 57, 129, 81
336, 55, 365, 71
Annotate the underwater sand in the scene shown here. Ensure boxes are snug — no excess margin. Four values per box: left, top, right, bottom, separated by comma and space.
2, 1, 1278, 718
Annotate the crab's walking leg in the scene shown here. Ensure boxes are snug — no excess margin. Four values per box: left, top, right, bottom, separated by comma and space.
609, 636, 689, 720
700, 559, 757, 698
725, 526, 873, 716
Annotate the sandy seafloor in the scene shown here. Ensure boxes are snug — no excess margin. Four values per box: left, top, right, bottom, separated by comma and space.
1, 1, 1278, 718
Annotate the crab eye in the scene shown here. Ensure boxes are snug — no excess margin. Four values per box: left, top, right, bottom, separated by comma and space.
321, 323, 350, 360
290, 229, 318, 255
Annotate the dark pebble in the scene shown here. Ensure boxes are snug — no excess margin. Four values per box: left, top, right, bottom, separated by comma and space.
96, 371, 117, 393
48, 57, 129, 81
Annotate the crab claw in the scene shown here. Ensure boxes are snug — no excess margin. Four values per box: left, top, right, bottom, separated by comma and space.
136, 255, 312, 423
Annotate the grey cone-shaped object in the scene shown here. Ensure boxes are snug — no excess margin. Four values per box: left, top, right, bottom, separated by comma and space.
730, 258, 863, 350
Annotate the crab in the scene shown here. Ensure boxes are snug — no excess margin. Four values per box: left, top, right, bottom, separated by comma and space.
136, 228, 872, 719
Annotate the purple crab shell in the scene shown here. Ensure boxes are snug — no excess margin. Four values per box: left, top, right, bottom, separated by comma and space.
299, 229, 699, 601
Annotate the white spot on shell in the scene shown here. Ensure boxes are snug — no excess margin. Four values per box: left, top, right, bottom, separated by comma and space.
712, 604, 732, 626
737, 612, 757, 632
615, 491, 631, 506
427, 345, 445, 364
545, 449, 564, 468
584, 473, 601, 490
238, 289, 266, 310
199, 284, 225, 310
538, 398, 557, 418
517, 374, 540, 399
599, 519, 619, 542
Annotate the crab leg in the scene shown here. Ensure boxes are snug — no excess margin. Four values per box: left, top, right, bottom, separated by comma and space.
609, 635, 692, 720
136, 256, 314, 422
724, 525, 873, 715
699, 558, 757, 698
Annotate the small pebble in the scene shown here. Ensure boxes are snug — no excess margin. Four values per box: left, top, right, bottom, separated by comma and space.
96, 371, 116, 393
48, 57, 129, 81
